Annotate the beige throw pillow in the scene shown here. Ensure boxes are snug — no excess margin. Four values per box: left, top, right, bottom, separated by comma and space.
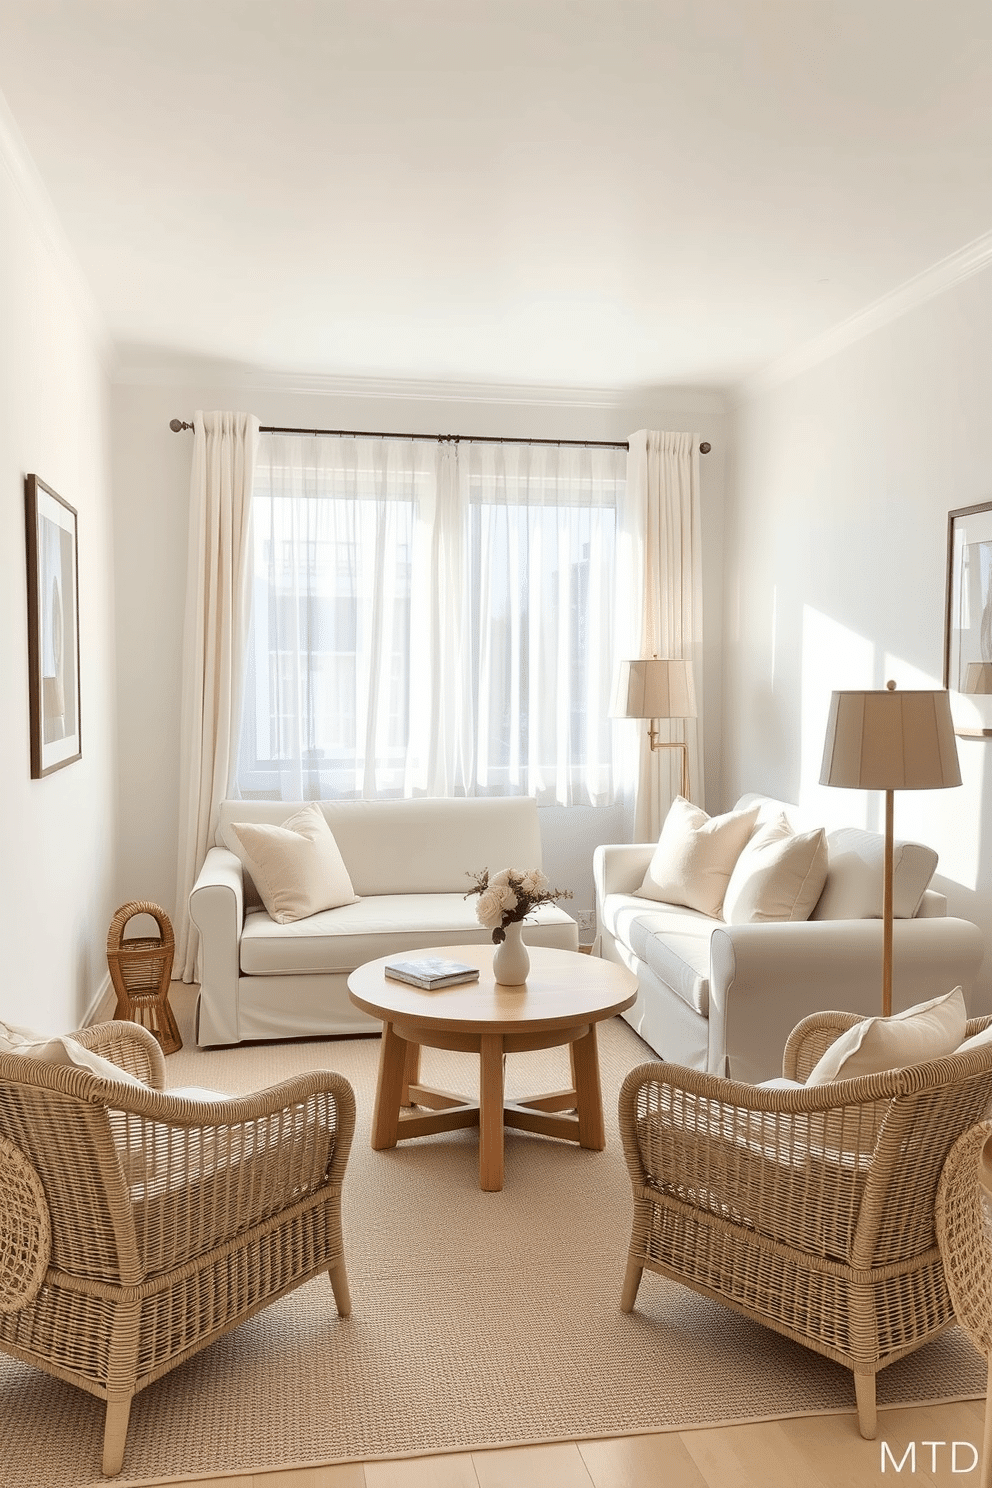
225, 803, 358, 924
805, 987, 967, 1085
0, 1021, 144, 1085
722, 815, 829, 924
636, 797, 759, 918
956, 1024, 992, 1056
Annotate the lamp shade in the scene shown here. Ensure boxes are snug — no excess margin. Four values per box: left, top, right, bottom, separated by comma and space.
610, 658, 696, 720
819, 686, 961, 791
964, 663, 992, 695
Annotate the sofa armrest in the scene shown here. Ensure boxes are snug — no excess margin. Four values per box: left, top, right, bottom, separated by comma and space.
593, 843, 655, 905
188, 847, 245, 1045
708, 916, 985, 1085
916, 888, 947, 918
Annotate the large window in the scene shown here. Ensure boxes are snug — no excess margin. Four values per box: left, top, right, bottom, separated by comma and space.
237, 433, 626, 805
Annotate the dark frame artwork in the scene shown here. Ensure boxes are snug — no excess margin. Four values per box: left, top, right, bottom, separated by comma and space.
25, 474, 82, 777
945, 500, 992, 738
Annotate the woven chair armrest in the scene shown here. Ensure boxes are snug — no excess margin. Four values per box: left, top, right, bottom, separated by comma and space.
106, 1072, 356, 1276
105, 1068, 354, 1145
70, 1020, 167, 1089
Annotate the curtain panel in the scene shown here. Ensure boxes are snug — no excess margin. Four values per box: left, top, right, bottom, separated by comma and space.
623, 429, 704, 840
174, 410, 260, 979
236, 434, 627, 809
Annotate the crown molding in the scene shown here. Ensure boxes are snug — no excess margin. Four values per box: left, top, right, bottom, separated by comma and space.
114, 362, 628, 406
738, 229, 992, 400
113, 359, 730, 415
0, 87, 114, 373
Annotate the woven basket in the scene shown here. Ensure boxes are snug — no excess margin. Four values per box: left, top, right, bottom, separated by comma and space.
106, 901, 182, 1054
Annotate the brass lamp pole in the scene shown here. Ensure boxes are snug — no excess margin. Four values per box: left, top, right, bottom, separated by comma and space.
820, 681, 961, 1018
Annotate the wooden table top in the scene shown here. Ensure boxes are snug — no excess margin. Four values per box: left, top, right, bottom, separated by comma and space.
347, 943, 637, 1035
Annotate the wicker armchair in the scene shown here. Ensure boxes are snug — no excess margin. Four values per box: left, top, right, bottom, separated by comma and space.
0, 1020, 355, 1477
936, 1118, 992, 1487
619, 1009, 992, 1439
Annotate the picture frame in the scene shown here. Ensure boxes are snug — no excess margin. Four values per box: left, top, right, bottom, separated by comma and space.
945, 500, 992, 738
25, 474, 82, 777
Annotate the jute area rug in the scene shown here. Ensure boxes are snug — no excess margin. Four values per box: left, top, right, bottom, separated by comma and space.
2, 988, 985, 1487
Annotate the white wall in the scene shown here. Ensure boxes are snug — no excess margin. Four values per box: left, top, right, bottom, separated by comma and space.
727, 266, 992, 1005
0, 158, 117, 1030
111, 378, 727, 935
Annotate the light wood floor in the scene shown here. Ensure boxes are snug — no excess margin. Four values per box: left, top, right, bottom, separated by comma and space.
145, 1399, 987, 1488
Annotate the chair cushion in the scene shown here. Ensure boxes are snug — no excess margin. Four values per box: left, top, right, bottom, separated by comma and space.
805, 987, 967, 1085
224, 802, 359, 924
810, 828, 937, 920
722, 815, 829, 925
635, 797, 759, 918
239, 893, 577, 975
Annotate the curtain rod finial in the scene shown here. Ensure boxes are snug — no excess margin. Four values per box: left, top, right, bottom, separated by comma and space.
170, 418, 194, 433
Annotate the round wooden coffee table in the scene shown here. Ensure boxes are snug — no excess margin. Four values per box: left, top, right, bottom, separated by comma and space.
347, 944, 637, 1191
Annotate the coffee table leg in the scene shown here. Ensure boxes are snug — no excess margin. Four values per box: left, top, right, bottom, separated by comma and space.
400, 1039, 421, 1106
571, 1024, 606, 1150
371, 1021, 410, 1150
479, 1031, 505, 1191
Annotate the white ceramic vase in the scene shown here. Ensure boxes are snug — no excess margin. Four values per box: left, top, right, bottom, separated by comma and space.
492, 920, 529, 985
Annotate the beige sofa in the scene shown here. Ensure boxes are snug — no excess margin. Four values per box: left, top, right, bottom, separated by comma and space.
594, 793, 985, 1084
189, 796, 579, 1046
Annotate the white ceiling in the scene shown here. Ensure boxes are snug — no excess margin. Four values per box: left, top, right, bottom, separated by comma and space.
1, 0, 991, 392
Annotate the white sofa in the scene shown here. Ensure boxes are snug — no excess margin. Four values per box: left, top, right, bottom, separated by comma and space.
593, 793, 985, 1085
189, 796, 579, 1046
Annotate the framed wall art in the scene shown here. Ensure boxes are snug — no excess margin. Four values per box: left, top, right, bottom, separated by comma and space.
945, 500, 992, 738
25, 474, 81, 777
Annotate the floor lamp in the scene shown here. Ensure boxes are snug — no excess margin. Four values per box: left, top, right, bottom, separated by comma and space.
819, 681, 961, 1017
610, 658, 696, 800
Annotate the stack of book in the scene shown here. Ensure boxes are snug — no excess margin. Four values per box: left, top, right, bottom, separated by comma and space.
384, 957, 481, 990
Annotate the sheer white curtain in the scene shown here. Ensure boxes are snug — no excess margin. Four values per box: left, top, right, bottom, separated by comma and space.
175, 410, 260, 979
239, 433, 439, 801
621, 430, 704, 841
459, 440, 623, 804
236, 434, 626, 807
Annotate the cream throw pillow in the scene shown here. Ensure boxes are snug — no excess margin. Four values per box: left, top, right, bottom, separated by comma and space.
956, 1024, 992, 1056
636, 797, 760, 918
805, 987, 967, 1085
225, 803, 359, 924
0, 1021, 144, 1085
722, 815, 828, 925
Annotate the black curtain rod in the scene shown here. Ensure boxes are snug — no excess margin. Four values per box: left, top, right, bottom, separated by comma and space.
169, 418, 711, 453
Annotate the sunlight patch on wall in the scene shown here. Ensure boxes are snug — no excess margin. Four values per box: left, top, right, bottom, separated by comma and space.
881, 651, 980, 891
800, 606, 874, 827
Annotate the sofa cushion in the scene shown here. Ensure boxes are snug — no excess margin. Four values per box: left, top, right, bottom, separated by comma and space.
635, 797, 760, 918
805, 987, 967, 1085
626, 911, 715, 1015
722, 816, 829, 925
239, 894, 577, 975
810, 827, 937, 921
224, 803, 359, 924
